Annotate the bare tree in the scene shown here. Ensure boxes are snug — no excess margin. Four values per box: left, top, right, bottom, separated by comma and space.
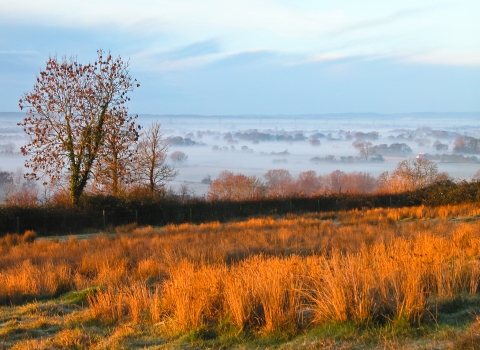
3, 168, 38, 206
170, 151, 188, 164
433, 140, 448, 152
19, 50, 139, 205
353, 141, 374, 161
326, 169, 345, 193
264, 169, 294, 197
178, 181, 195, 204
134, 122, 177, 196
454, 136, 479, 153
93, 117, 139, 196
473, 169, 480, 182
340, 171, 378, 193
379, 158, 441, 193
208, 170, 264, 201
295, 170, 320, 196
0, 170, 13, 192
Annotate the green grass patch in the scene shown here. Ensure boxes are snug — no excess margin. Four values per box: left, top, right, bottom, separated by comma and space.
59, 286, 101, 305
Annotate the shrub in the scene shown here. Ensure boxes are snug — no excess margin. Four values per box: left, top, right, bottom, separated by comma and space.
3, 233, 21, 247
22, 230, 37, 243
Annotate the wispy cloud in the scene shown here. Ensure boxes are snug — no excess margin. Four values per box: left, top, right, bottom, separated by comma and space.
210, 50, 277, 68
166, 39, 221, 60
402, 51, 480, 66
331, 8, 422, 36
133, 48, 280, 72
0, 50, 39, 56
131, 39, 224, 71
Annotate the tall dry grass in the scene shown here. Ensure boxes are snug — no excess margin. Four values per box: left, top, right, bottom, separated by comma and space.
88, 282, 161, 323
1, 204, 480, 334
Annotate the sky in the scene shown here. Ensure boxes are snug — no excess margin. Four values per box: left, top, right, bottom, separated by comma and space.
0, 0, 479, 115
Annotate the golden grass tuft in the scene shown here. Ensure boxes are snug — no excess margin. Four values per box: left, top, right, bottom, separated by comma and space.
454, 316, 480, 349
88, 282, 161, 323
162, 261, 225, 333
51, 328, 94, 349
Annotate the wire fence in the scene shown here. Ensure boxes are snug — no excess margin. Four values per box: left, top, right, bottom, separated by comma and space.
0, 193, 412, 236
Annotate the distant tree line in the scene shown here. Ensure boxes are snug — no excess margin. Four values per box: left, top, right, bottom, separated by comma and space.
421, 153, 479, 163
453, 136, 480, 153
206, 159, 447, 201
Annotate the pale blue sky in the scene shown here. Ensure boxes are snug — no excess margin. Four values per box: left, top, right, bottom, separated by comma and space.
0, 0, 479, 114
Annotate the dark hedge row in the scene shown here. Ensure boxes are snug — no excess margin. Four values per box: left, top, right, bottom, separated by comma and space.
418, 180, 480, 206
1, 180, 479, 236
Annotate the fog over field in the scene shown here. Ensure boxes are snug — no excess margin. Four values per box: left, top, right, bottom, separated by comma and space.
1, 112, 479, 197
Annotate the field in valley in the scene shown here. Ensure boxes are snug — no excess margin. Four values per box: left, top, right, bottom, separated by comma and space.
2, 204, 480, 349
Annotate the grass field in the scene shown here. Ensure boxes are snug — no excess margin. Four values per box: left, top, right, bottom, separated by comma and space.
2, 204, 480, 349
